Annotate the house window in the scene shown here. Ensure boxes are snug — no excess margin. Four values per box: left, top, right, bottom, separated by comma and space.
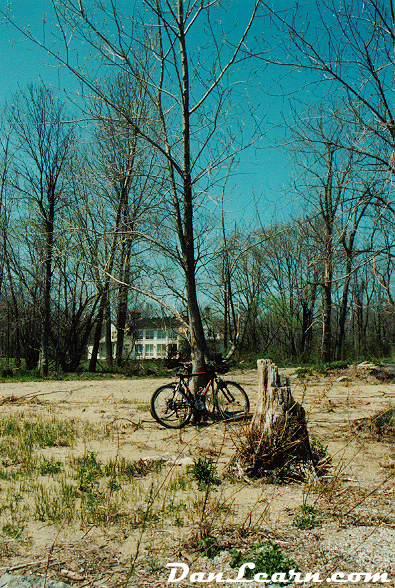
156, 344, 167, 358
157, 330, 167, 340
136, 330, 144, 340
135, 344, 143, 357
145, 330, 155, 340
145, 344, 154, 357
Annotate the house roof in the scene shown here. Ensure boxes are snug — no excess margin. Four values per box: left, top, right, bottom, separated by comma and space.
132, 316, 186, 331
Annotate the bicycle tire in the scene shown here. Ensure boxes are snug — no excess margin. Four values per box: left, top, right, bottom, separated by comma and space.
214, 381, 250, 421
150, 384, 192, 429
199, 385, 216, 417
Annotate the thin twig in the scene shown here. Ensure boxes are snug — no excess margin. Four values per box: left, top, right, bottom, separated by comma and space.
0, 558, 53, 572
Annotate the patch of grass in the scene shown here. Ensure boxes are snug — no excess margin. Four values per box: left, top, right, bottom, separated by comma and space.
169, 472, 191, 492
39, 458, 62, 476
0, 413, 78, 449
354, 406, 395, 439
104, 457, 164, 482
293, 505, 317, 530
314, 360, 349, 374
23, 417, 78, 448
0, 435, 37, 479
34, 481, 77, 524
295, 367, 314, 378
130, 505, 161, 529
0, 489, 29, 539
229, 542, 298, 580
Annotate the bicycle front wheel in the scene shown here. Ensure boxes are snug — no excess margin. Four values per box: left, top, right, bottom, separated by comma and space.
214, 381, 250, 421
150, 385, 192, 429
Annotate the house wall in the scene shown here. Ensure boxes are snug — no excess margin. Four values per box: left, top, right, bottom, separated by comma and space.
87, 327, 179, 360
131, 328, 178, 359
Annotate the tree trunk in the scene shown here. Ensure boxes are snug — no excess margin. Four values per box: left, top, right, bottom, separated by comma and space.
178, 0, 207, 380
116, 234, 133, 366
105, 295, 113, 366
322, 256, 332, 364
89, 304, 105, 372
336, 256, 352, 360
355, 280, 364, 356
40, 195, 55, 377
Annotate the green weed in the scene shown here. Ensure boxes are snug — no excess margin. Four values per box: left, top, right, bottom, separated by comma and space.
147, 557, 162, 573
39, 458, 62, 476
73, 452, 104, 490
310, 436, 332, 474
370, 408, 395, 436
187, 457, 221, 491
292, 505, 317, 530
197, 535, 221, 559
2, 522, 24, 539
229, 542, 298, 580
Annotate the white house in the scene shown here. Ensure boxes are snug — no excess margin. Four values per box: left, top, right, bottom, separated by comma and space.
87, 316, 185, 361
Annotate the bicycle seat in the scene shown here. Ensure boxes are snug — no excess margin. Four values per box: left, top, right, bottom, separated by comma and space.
176, 363, 192, 377
207, 360, 228, 374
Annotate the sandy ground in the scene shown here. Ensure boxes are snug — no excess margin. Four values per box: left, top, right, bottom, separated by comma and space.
0, 367, 394, 586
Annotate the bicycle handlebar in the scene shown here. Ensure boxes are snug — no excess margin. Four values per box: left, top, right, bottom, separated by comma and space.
175, 359, 228, 378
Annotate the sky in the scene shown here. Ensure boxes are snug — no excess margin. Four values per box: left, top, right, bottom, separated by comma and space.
0, 0, 315, 227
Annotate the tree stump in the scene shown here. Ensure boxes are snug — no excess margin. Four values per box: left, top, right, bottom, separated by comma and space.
230, 359, 317, 482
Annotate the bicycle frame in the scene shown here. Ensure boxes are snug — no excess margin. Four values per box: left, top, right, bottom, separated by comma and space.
176, 369, 217, 398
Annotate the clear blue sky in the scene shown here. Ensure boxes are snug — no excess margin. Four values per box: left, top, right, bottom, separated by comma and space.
0, 0, 313, 226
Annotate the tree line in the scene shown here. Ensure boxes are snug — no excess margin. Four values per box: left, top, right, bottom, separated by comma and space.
1, 0, 395, 373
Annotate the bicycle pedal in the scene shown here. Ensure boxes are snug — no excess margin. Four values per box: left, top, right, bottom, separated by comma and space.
194, 399, 205, 411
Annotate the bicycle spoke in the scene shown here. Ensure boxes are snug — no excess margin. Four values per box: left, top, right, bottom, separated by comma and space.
215, 381, 250, 421
150, 385, 192, 429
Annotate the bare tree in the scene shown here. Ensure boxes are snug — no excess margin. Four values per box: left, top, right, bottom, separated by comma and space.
291, 110, 378, 362
9, 84, 74, 375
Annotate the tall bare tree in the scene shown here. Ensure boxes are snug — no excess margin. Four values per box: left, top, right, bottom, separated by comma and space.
9, 84, 74, 375
4, 0, 265, 375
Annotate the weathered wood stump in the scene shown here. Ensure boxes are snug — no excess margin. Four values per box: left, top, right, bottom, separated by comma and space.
230, 359, 317, 482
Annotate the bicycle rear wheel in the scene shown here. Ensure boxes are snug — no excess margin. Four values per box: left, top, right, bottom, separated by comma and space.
150, 384, 192, 429
214, 381, 250, 421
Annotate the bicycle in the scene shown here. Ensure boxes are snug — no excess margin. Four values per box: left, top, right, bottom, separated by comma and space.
150, 360, 250, 429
